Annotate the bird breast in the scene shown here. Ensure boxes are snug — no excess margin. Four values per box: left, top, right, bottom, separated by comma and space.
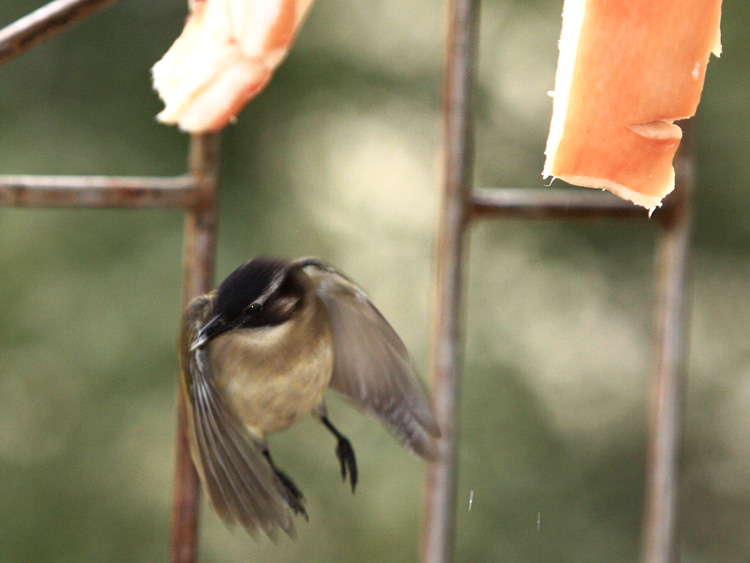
208, 296, 334, 438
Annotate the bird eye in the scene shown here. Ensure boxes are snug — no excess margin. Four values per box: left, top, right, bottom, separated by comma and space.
245, 302, 262, 314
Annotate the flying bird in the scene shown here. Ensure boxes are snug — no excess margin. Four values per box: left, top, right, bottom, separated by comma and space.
179, 257, 440, 537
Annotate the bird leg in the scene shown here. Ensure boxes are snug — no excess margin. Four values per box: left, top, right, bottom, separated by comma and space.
262, 448, 308, 519
319, 415, 358, 492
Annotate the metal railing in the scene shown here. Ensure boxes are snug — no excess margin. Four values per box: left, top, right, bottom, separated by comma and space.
1, 3, 216, 561
1, 1, 692, 563
421, 2, 692, 563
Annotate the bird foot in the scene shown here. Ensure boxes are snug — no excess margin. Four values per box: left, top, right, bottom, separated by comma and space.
272, 468, 308, 520
335, 437, 358, 492
263, 449, 307, 519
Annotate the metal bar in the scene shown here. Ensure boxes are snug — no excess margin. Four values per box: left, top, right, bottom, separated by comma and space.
0, 0, 117, 65
471, 187, 655, 221
0, 175, 196, 209
0, 3, 221, 562
169, 133, 221, 563
641, 128, 694, 563
420, 1, 479, 562
0, 0, 694, 561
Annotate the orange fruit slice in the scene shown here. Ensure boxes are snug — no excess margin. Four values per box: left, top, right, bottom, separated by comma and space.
543, 0, 722, 210
152, 0, 314, 133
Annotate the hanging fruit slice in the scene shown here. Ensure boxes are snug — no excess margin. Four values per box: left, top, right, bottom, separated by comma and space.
543, 0, 722, 210
152, 0, 314, 133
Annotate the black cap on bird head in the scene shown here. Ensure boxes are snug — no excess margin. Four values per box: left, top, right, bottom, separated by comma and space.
191, 257, 307, 350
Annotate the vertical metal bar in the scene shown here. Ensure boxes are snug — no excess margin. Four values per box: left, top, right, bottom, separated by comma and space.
169, 133, 221, 563
641, 128, 694, 563
420, 1, 479, 562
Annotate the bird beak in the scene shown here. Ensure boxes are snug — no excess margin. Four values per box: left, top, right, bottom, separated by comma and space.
189, 315, 233, 352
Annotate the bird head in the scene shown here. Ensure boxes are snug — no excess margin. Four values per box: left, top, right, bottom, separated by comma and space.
190, 257, 306, 351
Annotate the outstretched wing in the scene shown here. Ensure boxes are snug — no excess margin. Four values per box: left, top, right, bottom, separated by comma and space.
295, 258, 441, 460
179, 294, 296, 538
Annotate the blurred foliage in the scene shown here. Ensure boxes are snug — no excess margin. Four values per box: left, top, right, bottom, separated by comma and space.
1, 0, 749, 561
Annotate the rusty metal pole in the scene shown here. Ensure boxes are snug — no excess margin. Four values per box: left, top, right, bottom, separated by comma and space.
470, 187, 649, 220
0, 175, 195, 208
0, 0, 117, 64
169, 133, 221, 563
420, 1, 479, 562
642, 128, 694, 563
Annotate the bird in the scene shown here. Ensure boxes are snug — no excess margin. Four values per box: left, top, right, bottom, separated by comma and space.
179, 256, 440, 538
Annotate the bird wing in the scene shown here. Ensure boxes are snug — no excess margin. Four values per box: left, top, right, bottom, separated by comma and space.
295, 258, 441, 460
180, 294, 295, 538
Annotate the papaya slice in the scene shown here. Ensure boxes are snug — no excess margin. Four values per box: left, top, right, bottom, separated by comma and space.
543, 0, 722, 210
152, 0, 314, 133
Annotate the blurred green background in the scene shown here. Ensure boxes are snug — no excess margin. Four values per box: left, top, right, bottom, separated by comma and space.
1, 0, 749, 561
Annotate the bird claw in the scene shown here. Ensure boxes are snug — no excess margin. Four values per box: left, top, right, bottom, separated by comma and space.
272, 468, 308, 520
336, 437, 358, 492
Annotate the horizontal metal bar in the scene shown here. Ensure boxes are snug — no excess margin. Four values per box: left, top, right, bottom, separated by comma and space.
471, 187, 657, 220
0, 0, 117, 65
0, 174, 197, 209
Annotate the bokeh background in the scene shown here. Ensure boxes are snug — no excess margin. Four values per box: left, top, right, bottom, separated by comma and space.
1, 0, 749, 561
